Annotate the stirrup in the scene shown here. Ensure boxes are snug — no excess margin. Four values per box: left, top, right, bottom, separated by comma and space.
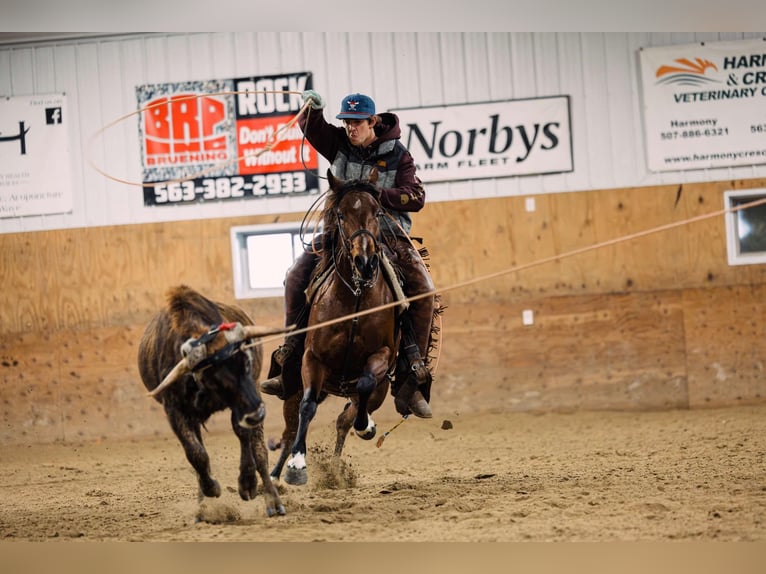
410, 359, 430, 386
274, 342, 295, 367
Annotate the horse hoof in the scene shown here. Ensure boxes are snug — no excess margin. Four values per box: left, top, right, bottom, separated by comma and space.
355, 424, 377, 441
266, 504, 287, 517
284, 466, 308, 486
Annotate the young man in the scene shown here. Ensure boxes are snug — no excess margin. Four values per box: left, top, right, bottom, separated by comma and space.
260, 90, 435, 418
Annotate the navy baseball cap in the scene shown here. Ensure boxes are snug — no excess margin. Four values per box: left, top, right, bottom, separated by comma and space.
336, 93, 376, 119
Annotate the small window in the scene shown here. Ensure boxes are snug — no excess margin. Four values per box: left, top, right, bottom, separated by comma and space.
724, 189, 766, 266
230, 222, 320, 299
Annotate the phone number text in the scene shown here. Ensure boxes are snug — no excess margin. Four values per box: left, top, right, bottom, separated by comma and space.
143, 173, 315, 205
660, 127, 729, 140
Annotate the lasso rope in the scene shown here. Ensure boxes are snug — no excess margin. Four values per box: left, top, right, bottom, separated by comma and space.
90, 91, 766, 336
244, 192, 766, 353
86, 90, 312, 188
90, 91, 766, 442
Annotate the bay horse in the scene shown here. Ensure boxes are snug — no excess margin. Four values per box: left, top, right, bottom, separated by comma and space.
273, 169, 402, 486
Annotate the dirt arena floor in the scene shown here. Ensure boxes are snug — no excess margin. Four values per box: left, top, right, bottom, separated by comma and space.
1, 396, 765, 543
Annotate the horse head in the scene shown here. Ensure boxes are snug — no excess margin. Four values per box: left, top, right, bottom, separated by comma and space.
326, 169, 383, 285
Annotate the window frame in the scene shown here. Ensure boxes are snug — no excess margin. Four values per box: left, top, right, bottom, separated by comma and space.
230, 221, 317, 299
723, 188, 766, 266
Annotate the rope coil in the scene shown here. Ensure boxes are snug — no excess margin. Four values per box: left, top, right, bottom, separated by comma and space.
87, 90, 312, 188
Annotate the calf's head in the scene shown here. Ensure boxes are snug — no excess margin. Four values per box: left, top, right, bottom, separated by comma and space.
151, 322, 284, 428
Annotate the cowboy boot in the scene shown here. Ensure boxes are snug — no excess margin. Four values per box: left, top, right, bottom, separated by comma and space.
391, 243, 436, 418
260, 250, 318, 398
393, 313, 434, 418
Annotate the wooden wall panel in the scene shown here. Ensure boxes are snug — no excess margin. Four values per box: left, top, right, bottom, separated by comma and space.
3, 178, 766, 445
433, 291, 688, 416
682, 285, 766, 408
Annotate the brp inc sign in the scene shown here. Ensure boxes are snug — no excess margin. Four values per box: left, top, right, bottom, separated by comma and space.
136, 72, 320, 207
141, 93, 230, 166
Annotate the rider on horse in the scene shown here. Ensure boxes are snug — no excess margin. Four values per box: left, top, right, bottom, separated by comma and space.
260, 90, 435, 418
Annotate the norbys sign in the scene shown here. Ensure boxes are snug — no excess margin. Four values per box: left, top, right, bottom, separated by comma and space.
393, 96, 573, 183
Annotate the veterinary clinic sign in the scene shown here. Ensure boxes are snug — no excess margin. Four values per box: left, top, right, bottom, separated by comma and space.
392, 96, 573, 183
137, 72, 319, 206
0, 94, 72, 218
639, 38, 766, 172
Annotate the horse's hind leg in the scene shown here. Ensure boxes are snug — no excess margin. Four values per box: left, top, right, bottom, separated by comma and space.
334, 401, 356, 456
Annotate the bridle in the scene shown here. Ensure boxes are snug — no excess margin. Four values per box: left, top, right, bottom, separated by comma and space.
330, 190, 387, 392
332, 193, 383, 296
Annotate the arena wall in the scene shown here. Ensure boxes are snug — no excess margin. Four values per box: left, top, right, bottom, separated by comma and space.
2, 177, 765, 445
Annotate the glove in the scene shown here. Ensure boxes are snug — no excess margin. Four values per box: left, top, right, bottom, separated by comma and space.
302, 89, 325, 110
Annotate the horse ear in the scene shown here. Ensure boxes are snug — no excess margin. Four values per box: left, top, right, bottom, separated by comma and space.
368, 167, 379, 185
327, 169, 341, 191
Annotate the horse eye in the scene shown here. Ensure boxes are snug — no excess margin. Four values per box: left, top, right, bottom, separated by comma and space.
336, 211, 344, 221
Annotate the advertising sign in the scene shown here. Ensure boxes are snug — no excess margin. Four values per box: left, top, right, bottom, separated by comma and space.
0, 93, 72, 218
639, 38, 766, 172
136, 72, 319, 206
392, 96, 573, 183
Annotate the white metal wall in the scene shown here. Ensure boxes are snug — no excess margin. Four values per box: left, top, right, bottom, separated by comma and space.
1, 31, 764, 235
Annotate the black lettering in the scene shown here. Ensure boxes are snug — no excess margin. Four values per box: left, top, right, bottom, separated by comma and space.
466, 127, 487, 155
407, 122, 440, 159
515, 124, 541, 162
540, 122, 560, 150
0, 122, 30, 155
439, 131, 462, 157
488, 114, 512, 154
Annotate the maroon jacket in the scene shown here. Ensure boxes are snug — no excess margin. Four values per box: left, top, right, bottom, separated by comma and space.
299, 109, 425, 234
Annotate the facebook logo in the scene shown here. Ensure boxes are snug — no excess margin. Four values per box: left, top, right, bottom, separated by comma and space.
46, 107, 62, 125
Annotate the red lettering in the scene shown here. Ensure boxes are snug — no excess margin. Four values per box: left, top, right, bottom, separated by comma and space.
143, 97, 171, 155
170, 95, 200, 152
143, 94, 228, 160
199, 96, 226, 151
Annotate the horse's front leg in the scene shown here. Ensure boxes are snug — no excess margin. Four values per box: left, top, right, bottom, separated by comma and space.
269, 392, 301, 481
284, 351, 327, 486
353, 346, 393, 441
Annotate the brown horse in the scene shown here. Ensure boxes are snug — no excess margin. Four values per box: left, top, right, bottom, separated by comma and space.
272, 169, 402, 486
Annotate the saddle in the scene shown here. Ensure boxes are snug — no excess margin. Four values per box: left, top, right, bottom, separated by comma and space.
304, 248, 409, 312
